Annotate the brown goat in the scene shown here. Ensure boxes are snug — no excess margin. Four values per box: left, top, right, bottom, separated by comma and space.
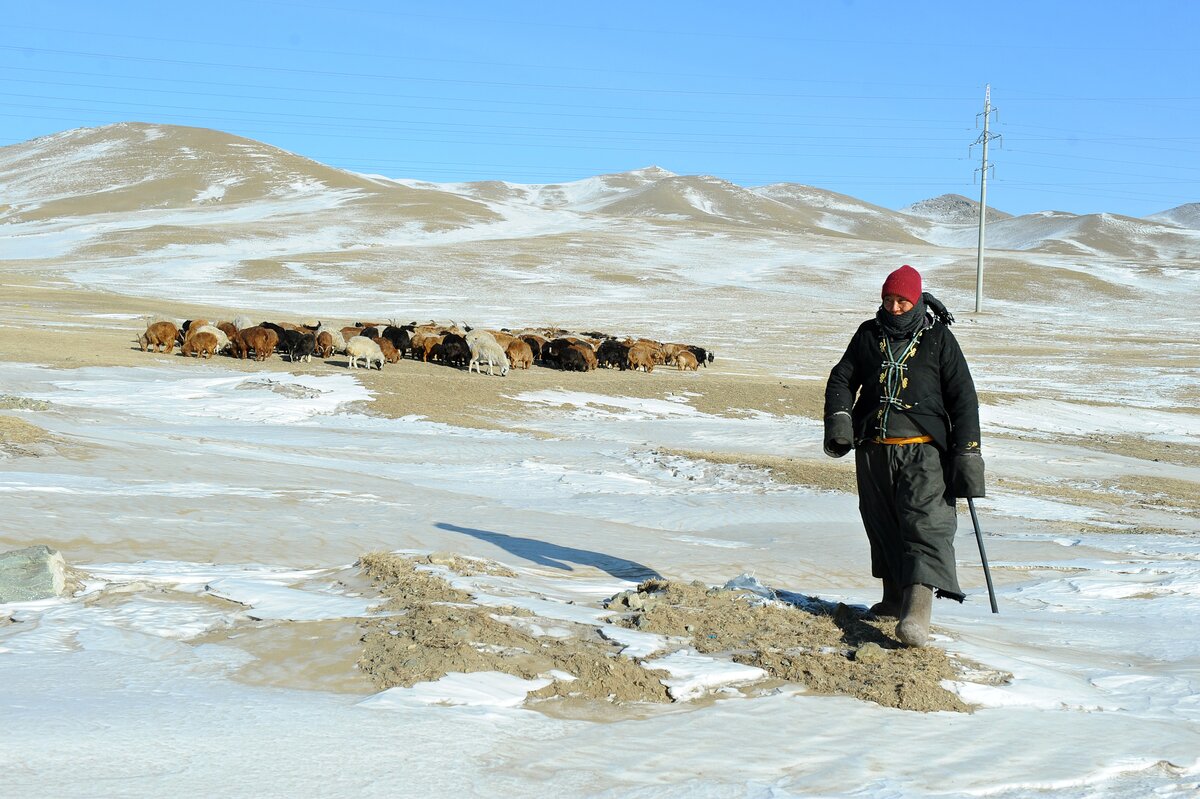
241, 326, 279, 362
662, 343, 689, 365
487, 330, 516, 349
628, 343, 660, 373
675, 350, 699, 371
228, 329, 248, 359
408, 330, 436, 354
316, 330, 334, 358
139, 321, 179, 354
180, 319, 209, 343
506, 339, 533, 370
570, 342, 598, 371
519, 334, 548, 360
370, 336, 401, 364
181, 331, 218, 359
420, 335, 445, 362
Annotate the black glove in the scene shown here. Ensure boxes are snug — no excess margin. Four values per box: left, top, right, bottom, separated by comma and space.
823, 413, 853, 458
951, 452, 986, 498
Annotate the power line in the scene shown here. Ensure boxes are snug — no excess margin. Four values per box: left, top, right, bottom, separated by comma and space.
0, 91, 972, 143
0, 73, 974, 131
0, 45, 983, 101
1005, 148, 1200, 171
246, 2, 1200, 54
0, 22, 984, 90
0, 66, 974, 125
0, 111, 978, 160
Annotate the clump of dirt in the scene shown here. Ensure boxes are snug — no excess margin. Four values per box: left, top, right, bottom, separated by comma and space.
0, 396, 50, 411
419, 551, 518, 578
357, 551, 474, 605
356, 553, 671, 703
611, 579, 975, 713
0, 415, 57, 457
360, 603, 670, 703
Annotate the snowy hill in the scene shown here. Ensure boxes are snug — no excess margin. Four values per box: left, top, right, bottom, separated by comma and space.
2, 124, 1197, 262
585, 173, 815, 231
1147, 202, 1200, 230
753, 183, 931, 244
0, 123, 496, 229
901, 193, 1012, 224
899, 194, 1199, 259
920, 209, 1200, 259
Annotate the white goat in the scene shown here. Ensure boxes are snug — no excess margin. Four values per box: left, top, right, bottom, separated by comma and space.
316, 324, 348, 354
190, 324, 230, 354
466, 330, 509, 376
345, 336, 384, 370
232, 314, 254, 331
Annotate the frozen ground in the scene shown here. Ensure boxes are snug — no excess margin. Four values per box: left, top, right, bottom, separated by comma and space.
1, 360, 1198, 798
1, 126, 1199, 796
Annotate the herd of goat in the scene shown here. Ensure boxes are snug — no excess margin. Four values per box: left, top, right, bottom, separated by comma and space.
136, 316, 716, 376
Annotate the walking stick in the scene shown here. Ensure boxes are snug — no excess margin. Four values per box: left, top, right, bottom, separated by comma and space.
967, 498, 999, 614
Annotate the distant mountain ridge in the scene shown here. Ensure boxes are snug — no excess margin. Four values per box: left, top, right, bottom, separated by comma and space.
1, 123, 1197, 260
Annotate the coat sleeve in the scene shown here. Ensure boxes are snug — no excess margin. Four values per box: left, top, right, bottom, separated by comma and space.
825, 326, 865, 418
939, 328, 981, 454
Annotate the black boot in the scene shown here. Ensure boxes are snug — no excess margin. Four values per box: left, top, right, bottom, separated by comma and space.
896, 584, 933, 647
869, 578, 902, 618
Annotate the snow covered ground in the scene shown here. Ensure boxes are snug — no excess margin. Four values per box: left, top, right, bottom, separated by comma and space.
1, 125, 1199, 796
1, 359, 1198, 797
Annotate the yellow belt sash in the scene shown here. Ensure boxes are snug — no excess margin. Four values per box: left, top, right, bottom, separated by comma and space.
874, 435, 934, 445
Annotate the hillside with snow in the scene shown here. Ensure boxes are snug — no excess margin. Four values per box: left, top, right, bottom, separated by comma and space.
1148, 202, 1200, 229
753, 183, 932, 244
3, 124, 1197, 264
0, 123, 498, 232
901, 193, 1013, 224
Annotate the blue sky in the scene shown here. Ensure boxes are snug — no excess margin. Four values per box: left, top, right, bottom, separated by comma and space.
2, 1, 1197, 217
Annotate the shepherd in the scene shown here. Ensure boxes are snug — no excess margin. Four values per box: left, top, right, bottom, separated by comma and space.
823, 264, 986, 647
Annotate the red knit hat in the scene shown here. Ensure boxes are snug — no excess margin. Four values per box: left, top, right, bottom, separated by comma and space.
882, 264, 922, 305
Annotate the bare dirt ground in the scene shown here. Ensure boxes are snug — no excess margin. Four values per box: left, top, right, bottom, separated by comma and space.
0, 411, 59, 458
353, 554, 998, 712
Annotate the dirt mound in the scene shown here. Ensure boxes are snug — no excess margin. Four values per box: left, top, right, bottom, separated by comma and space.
357, 553, 671, 703
358, 551, 476, 604
610, 579, 973, 712
356, 554, 993, 712
0, 415, 57, 458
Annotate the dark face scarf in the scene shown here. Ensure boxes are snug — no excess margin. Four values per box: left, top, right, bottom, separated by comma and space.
875, 292, 955, 339
876, 295, 928, 339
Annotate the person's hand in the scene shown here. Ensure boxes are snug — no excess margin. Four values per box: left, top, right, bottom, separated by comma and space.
824, 413, 853, 458
952, 452, 985, 497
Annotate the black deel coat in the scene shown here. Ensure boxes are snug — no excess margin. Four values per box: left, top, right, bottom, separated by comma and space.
824, 318, 981, 455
